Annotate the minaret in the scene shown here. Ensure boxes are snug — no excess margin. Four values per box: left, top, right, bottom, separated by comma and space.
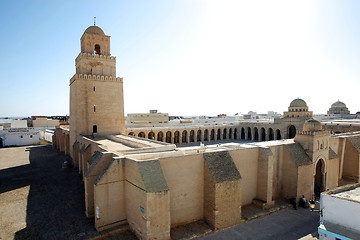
69, 25, 125, 158
294, 119, 330, 162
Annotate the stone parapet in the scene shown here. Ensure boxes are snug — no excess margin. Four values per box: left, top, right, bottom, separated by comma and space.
70, 74, 122, 84
76, 52, 116, 61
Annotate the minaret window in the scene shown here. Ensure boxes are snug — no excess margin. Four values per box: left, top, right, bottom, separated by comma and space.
94, 44, 101, 55
93, 125, 98, 133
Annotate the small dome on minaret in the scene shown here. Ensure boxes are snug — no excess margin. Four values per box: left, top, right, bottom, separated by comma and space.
84, 25, 105, 35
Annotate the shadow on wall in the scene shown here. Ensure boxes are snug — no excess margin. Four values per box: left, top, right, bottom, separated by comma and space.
0, 145, 97, 239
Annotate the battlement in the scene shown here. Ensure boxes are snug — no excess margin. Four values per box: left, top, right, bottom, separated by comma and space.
76, 52, 116, 61
70, 74, 123, 85
297, 130, 330, 136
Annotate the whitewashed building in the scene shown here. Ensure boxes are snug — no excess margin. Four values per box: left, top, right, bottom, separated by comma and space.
0, 127, 39, 147
318, 184, 360, 240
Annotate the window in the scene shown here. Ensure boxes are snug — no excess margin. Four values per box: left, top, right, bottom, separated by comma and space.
93, 86, 96, 92
30, 135, 33, 138
93, 125, 98, 133
94, 44, 101, 55
94, 106, 96, 112
20, 136, 23, 138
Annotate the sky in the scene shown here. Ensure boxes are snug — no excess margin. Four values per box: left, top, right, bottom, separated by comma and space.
0, 0, 359, 117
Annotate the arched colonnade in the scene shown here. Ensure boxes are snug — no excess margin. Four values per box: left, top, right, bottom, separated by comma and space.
127, 125, 284, 145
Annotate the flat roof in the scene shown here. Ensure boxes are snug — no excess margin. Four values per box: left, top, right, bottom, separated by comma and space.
332, 187, 360, 203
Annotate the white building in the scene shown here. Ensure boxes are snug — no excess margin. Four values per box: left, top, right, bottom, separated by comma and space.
0, 127, 39, 147
318, 184, 360, 240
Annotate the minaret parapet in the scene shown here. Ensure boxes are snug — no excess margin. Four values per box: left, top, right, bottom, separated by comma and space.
70, 74, 123, 85
76, 52, 116, 61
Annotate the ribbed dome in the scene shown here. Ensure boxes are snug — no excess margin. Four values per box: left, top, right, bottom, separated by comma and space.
289, 98, 307, 108
303, 119, 322, 131
331, 101, 346, 108
84, 26, 105, 35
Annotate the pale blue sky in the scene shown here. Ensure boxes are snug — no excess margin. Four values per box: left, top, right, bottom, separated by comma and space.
0, 0, 359, 117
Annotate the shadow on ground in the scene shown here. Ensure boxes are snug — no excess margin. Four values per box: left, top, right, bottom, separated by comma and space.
0, 145, 98, 240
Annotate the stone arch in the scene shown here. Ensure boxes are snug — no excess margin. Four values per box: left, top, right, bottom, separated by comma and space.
190, 130, 195, 143
268, 128, 274, 141
210, 129, 215, 141
288, 125, 296, 139
148, 131, 155, 140
217, 129, 221, 140
166, 131, 172, 143
254, 127, 259, 141
197, 129, 202, 142
314, 158, 327, 197
234, 128, 238, 140
275, 129, 281, 140
128, 132, 135, 136
260, 128, 266, 141
0, 137, 3, 148
229, 128, 233, 139
223, 128, 227, 140
182, 130, 188, 143
94, 44, 101, 55
241, 127, 245, 140
138, 132, 145, 138
174, 131, 180, 144
157, 131, 164, 142
204, 129, 209, 141
247, 127, 252, 140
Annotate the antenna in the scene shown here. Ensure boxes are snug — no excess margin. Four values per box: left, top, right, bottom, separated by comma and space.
94, 17, 96, 26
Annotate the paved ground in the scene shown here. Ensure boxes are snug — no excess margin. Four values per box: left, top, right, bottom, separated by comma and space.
200, 207, 319, 240
0, 145, 136, 240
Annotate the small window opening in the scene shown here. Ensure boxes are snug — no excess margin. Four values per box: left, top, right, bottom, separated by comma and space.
30, 135, 33, 138
93, 86, 96, 92
20, 136, 23, 138
93, 125, 98, 133
94, 106, 96, 112
94, 44, 101, 55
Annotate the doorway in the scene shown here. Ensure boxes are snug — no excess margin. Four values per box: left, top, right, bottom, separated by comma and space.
314, 159, 325, 197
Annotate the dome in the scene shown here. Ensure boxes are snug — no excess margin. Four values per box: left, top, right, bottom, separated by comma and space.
331, 100, 346, 108
84, 26, 105, 35
289, 98, 307, 108
303, 119, 322, 132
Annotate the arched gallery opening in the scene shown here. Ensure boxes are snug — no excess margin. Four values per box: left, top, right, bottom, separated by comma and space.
314, 159, 325, 197
288, 125, 296, 139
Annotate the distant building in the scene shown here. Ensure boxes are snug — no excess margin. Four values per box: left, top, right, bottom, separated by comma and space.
327, 100, 350, 115
319, 183, 360, 240
32, 116, 60, 128
11, 119, 28, 128
0, 119, 27, 129
127, 110, 168, 124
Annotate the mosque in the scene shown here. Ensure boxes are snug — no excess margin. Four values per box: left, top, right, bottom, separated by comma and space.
53, 25, 360, 240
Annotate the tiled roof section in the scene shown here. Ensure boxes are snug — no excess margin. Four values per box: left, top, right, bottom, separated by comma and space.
329, 148, 338, 160
138, 160, 168, 193
85, 151, 103, 177
347, 135, 360, 153
204, 151, 241, 183
284, 143, 312, 167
